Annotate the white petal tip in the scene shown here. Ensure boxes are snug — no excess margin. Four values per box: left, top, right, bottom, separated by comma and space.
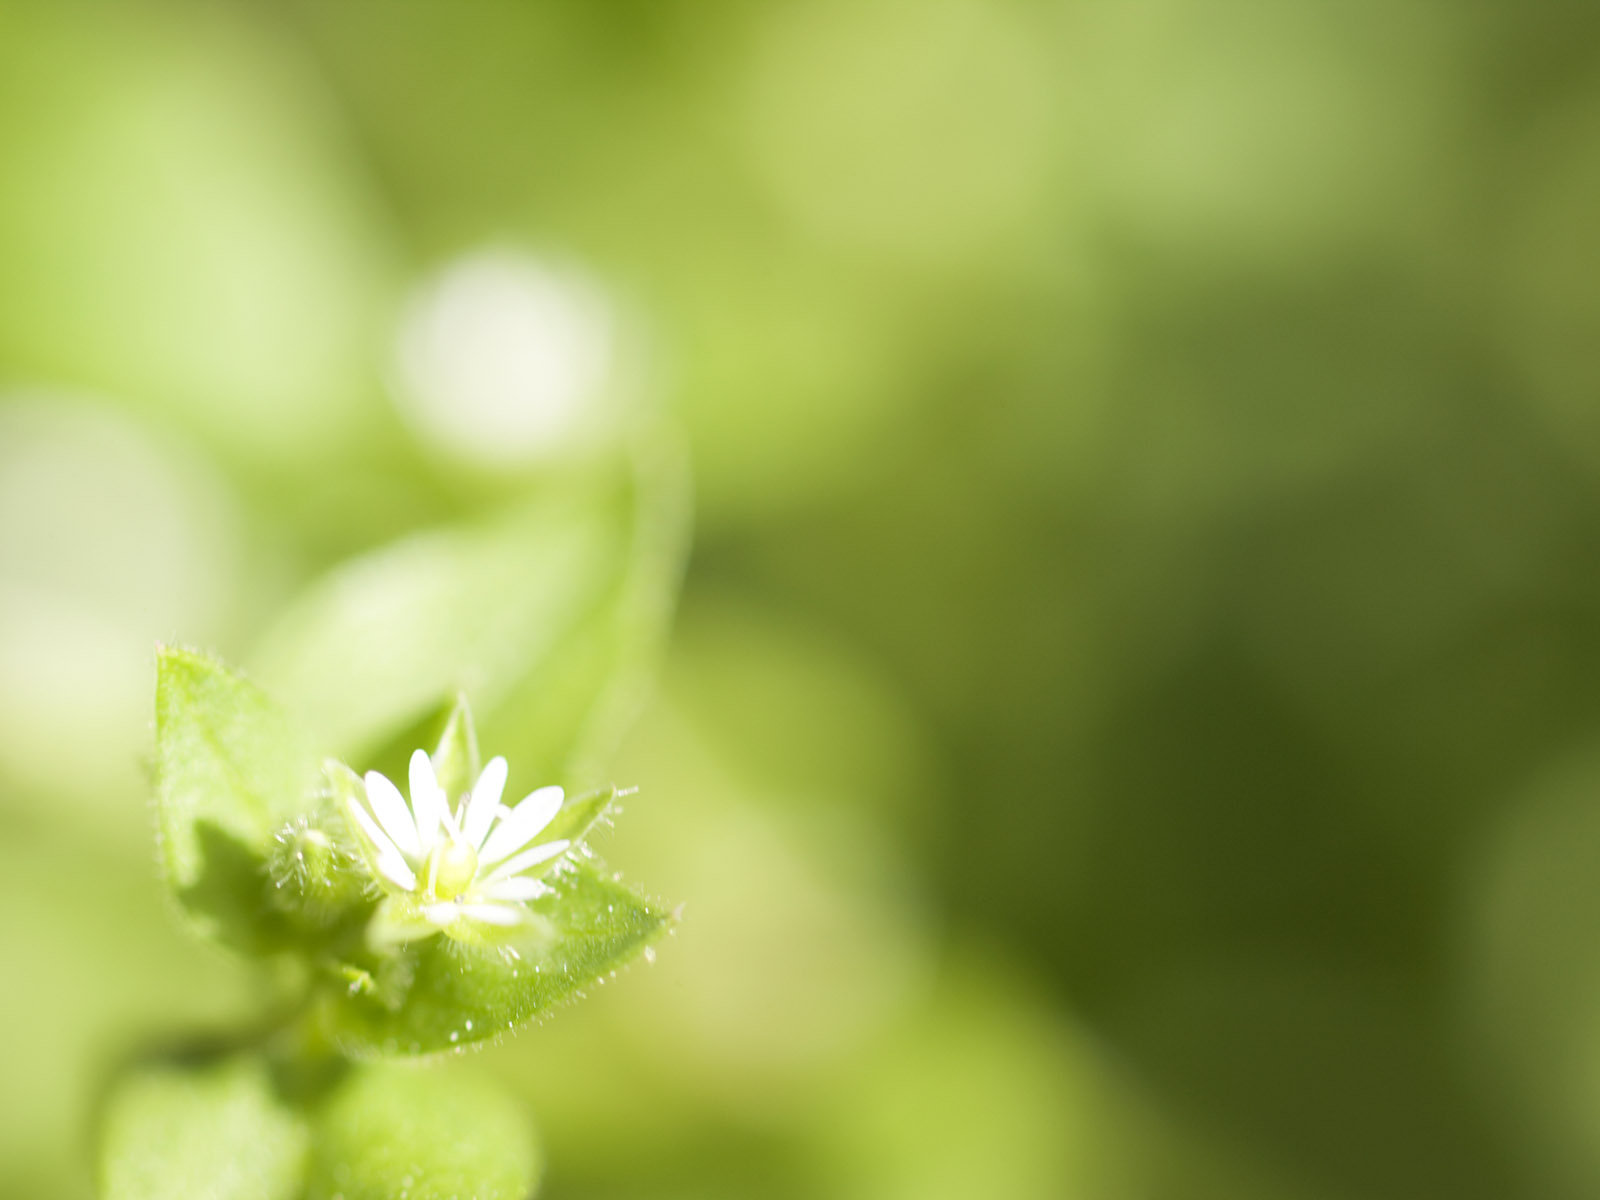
378, 854, 417, 891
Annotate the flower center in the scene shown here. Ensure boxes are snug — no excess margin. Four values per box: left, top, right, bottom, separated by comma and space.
427, 839, 479, 901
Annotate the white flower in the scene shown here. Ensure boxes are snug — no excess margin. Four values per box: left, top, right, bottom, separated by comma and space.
342, 748, 571, 944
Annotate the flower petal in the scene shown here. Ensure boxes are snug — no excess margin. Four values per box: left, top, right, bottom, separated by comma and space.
409, 748, 447, 850
364, 770, 422, 859
461, 755, 508, 850
421, 901, 459, 926
483, 838, 570, 882
376, 847, 418, 891
479, 786, 564, 866
479, 875, 552, 901
343, 792, 400, 861
458, 902, 526, 926
344, 793, 417, 891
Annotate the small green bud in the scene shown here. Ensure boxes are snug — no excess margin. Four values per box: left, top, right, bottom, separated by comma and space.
269, 814, 368, 923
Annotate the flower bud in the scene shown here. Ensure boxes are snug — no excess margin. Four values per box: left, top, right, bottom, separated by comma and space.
269, 814, 368, 922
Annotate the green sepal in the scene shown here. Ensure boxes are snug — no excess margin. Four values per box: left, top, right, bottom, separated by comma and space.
540, 783, 619, 847
430, 693, 482, 806
324, 858, 673, 1056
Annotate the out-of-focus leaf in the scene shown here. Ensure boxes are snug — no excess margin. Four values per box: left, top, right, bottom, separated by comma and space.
307, 1062, 539, 1200
99, 1055, 308, 1200
0, 4, 399, 467
254, 447, 686, 791
252, 487, 609, 761
1468, 748, 1600, 1187
326, 859, 671, 1056
154, 647, 318, 951
0, 398, 245, 834
0, 824, 260, 1195
478, 438, 690, 787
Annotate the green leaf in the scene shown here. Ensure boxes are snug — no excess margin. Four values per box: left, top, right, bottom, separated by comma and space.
326, 859, 672, 1056
251, 445, 689, 789
154, 647, 319, 951
251, 474, 631, 766
99, 1055, 309, 1200
307, 1063, 539, 1200
480, 440, 690, 786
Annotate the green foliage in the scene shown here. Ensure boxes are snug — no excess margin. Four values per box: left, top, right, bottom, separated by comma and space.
99, 1056, 309, 1200
139, 612, 675, 1197
307, 1063, 541, 1200
150, 647, 671, 1036
477, 441, 691, 787
325, 858, 670, 1056
154, 647, 319, 952
252, 452, 687, 787
99, 1053, 539, 1200
252, 487, 614, 763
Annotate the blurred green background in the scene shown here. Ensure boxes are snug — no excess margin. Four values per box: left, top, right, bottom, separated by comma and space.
4, 1, 1600, 1197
